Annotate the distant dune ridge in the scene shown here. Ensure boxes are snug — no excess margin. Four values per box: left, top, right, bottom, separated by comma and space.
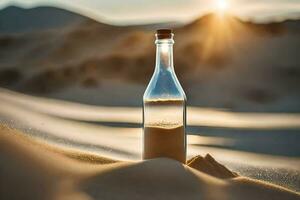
0, 6, 300, 111
1, 124, 299, 200
0, 6, 85, 33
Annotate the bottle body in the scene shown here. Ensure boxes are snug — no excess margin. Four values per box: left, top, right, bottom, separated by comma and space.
143, 99, 186, 163
142, 30, 186, 163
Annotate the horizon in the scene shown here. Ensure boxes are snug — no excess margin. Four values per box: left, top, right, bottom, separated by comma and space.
0, 0, 300, 25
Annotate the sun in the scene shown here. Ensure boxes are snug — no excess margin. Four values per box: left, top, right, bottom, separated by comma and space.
216, 0, 229, 12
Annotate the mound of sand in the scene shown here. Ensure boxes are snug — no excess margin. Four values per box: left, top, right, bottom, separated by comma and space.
0, 125, 299, 200
187, 154, 238, 179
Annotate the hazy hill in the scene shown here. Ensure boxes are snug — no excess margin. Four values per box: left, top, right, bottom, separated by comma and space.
0, 6, 84, 33
0, 6, 299, 111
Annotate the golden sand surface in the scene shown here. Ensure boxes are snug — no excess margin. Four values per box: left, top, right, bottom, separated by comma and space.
0, 125, 299, 200
143, 125, 186, 163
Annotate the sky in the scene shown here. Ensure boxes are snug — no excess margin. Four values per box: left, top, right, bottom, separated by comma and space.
0, 0, 300, 24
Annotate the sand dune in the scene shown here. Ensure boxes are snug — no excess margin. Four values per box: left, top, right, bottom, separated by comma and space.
1, 88, 300, 129
0, 125, 299, 200
1, 87, 300, 191
0, 8, 299, 111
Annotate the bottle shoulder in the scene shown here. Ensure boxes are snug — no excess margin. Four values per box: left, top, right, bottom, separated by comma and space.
143, 68, 186, 101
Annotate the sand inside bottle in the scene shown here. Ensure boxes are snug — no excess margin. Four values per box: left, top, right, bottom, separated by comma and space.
143, 100, 186, 163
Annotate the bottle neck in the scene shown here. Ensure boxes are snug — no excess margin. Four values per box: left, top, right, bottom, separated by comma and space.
155, 38, 174, 73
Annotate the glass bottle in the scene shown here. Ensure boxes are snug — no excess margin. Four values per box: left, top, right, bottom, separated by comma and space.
143, 29, 187, 163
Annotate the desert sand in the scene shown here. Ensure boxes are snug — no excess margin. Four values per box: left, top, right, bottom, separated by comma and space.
143, 125, 186, 163
0, 125, 299, 200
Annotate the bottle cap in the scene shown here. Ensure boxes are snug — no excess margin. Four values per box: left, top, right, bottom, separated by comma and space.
156, 29, 173, 39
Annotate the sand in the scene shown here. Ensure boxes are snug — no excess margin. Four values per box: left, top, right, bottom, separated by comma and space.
0, 125, 299, 200
143, 99, 186, 163
143, 125, 186, 163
